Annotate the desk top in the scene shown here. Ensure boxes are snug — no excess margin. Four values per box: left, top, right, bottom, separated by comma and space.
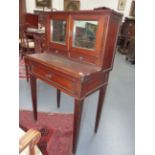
26, 53, 102, 78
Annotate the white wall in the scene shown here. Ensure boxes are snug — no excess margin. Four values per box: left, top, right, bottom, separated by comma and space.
26, 0, 133, 19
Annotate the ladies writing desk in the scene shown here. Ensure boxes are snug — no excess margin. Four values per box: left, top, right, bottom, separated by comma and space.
25, 9, 122, 154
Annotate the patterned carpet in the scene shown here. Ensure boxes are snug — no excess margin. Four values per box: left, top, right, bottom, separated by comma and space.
19, 110, 73, 155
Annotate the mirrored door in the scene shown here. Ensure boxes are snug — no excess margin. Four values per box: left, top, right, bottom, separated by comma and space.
50, 19, 67, 45
72, 20, 98, 50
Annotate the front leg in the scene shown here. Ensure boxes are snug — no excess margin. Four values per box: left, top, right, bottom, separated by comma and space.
94, 85, 107, 133
57, 89, 61, 108
30, 75, 37, 120
72, 99, 84, 154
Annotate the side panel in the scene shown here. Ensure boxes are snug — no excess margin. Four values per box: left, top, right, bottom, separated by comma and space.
102, 14, 122, 70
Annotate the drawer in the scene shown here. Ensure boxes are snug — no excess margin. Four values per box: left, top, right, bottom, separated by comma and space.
30, 63, 77, 94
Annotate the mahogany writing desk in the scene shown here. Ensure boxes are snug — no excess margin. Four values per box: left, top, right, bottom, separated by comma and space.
25, 9, 122, 154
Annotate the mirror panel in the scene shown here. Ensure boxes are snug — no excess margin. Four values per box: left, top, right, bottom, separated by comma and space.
73, 20, 98, 50
50, 20, 67, 44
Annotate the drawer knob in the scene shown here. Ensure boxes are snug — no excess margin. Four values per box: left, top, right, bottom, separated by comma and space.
45, 74, 52, 78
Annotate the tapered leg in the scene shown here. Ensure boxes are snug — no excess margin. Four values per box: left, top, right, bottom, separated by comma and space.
72, 99, 84, 154
57, 89, 61, 108
30, 75, 37, 120
94, 86, 107, 133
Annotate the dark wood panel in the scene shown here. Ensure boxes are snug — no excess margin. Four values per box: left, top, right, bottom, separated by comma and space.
102, 15, 121, 70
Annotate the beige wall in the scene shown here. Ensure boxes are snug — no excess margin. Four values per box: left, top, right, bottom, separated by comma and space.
26, 0, 133, 19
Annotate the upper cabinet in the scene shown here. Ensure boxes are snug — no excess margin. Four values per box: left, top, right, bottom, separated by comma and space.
45, 10, 122, 69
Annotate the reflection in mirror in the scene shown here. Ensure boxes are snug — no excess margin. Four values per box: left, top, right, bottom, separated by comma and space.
50, 20, 66, 44
73, 20, 98, 50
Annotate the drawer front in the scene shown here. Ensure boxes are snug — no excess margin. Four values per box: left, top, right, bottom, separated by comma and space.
30, 63, 77, 94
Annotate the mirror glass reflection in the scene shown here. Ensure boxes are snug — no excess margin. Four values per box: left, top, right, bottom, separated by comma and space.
73, 20, 98, 50
50, 20, 66, 44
